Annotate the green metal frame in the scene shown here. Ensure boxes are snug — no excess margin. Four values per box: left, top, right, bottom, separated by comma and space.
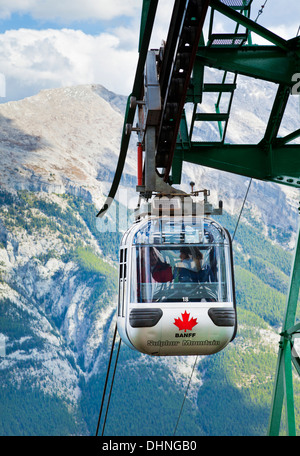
172, 0, 300, 189
268, 223, 300, 436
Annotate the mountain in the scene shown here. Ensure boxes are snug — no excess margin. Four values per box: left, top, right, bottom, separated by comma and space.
0, 82, 299, 436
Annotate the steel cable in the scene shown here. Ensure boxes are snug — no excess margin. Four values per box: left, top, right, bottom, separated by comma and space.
95, 323, 119, 436
232, 178, 252, 241
101, 337, 122, 436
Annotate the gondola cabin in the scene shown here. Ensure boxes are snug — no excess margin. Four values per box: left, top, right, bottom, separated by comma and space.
117, 198, 236, 356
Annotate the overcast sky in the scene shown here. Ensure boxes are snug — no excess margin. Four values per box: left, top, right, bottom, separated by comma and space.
0, 0, 299, 102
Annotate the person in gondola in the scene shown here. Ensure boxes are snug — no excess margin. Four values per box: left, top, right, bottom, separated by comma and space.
193, 250, 215, 283
174, 247, 197, 282
149, 247, 173, 283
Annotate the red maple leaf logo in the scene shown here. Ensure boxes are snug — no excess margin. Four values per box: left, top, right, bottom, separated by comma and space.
174, 311, 198, 332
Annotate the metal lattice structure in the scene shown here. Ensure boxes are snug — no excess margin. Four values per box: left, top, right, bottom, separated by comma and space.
97, 0, 300, 436
172, 0, 300, 189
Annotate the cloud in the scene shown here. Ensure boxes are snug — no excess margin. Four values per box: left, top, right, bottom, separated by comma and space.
0, 0, 298, 103
0, 2, 175, 102
0, 0, 141, 21
0, 28, 139, 101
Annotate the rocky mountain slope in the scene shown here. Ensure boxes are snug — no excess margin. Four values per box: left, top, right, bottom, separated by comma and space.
0, 82, 299, 436
0, 81, 298, 239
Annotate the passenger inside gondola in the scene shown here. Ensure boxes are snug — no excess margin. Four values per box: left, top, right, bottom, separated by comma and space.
136, 244, 225, 303
150, 247, 173, 283
193, 250, 215, 283
173, 247, 197, 282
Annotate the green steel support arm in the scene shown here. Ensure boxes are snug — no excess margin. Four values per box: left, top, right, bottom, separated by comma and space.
195, 45, 299, 86
268, 222, 300, 436
275, 129, 300, 147
181, 143, 300, 186
260, 84, 290, 151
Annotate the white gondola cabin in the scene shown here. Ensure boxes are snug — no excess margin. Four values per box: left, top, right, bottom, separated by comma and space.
117, 197, 237, 356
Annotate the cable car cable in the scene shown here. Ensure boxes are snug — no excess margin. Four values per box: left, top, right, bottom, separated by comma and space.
95, 323, 119, 436
101, 337, 122, 436
232, 178, 252, 241
173, 355, 198, 436
254, 0, 268, 23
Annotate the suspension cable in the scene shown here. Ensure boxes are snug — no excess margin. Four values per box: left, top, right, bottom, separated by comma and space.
101, 337, 122, 436
173, 355, 198, 436
95, 322, 120, 436
254, 0, 268, 23
232, 178, 252, 241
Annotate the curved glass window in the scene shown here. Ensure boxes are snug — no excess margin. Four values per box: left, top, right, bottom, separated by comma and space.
132, 217, 227, 245
131, 243, 231, 303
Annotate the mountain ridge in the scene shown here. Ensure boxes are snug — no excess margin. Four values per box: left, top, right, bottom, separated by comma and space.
0, 81, 298, 247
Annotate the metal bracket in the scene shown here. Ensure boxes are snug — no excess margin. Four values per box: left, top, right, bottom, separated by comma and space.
134, 190, 223, 220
